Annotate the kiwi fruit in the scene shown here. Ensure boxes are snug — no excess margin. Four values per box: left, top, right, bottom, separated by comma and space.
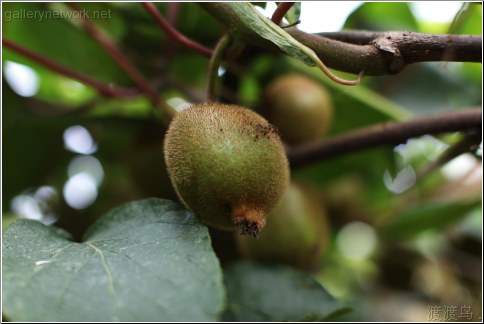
164, 103, 290, 237
236, 182, 330, 270
263, 74, 334, 144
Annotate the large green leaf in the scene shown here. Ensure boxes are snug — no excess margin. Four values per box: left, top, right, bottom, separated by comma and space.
2, 199, 225, 321
222, 261, 350, 321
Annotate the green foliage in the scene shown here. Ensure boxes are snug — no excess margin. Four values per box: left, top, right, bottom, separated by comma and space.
2, 84, 70, 205
282, 2, 301, 25
2, 199, 225, 321
216, 2, 321, 66
379, 201, 479, 241
2, 2, 481, 322
3, 2, 129, 85
222, 261, 349, 321
344, 2, 419, 31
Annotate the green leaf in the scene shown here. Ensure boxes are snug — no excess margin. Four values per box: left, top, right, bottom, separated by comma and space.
288, 59, 412, 123
3, 2, 130, 85
375, 64, 482, 116
284, 2, 301, 25
344, 2, 419, 32
2, 198, 225, 321
214, 3, 317, 66
448, 2, 482, 35
379, 201, 478, 240
222, 261, 350, 321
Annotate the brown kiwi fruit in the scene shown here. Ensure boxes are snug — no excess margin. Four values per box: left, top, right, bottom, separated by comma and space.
236, 182, 330, 270
263, 74, 334, 144
164, 103, 290, 237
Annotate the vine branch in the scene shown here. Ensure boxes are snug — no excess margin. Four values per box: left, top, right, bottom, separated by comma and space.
207, 34, 231, 102
416, 132, 482, 180
287, 108, 482, 168
289, 29, 482, 75
142, 2, 213, 58
271, 2, 295, 25
3, 38, 140, 98
67, 3, 159, 104
200, 3, 482, 76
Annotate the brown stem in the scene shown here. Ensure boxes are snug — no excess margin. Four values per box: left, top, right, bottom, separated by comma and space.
287, 29, 482, 75
3, 38, 140, 98
142, 2, 213, 58
271, 2, 295, 25
162, 2, 182, 69
207, 34, 231, 102
317, 30, 384, 45
67, 3, 159, 103
287, 108, 482, 168
232, 204, 266, 238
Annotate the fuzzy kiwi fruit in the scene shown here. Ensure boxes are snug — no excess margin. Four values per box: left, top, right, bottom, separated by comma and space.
164, 103, 290, 237
236, 182, 330, 270
263, 74, 334, 144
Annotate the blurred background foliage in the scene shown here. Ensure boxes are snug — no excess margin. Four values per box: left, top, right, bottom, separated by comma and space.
2, 2, 482, 321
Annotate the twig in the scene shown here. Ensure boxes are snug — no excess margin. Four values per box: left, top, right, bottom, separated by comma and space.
207, 34, 231, 101
287, 108, 482, 168
271, 2, 295, 25
3, 38, 140, 98
67, 3, 159, 103
142, 2, 213, 58
161, 2, 182, 72
282, 20, 301, 29
417, 132, 482, 179
303, 47, 364, 85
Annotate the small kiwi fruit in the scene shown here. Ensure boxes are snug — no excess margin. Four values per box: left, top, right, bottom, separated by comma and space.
164, 103, 290, 237
263, 74, 334, 144
236, 182, 330, 270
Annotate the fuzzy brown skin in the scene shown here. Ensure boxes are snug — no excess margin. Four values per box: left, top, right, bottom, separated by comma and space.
164, 103, 290, 237
263, 74, 334, 144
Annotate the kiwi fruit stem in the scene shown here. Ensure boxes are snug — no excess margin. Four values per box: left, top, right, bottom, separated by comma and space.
231, 204, 266, 238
